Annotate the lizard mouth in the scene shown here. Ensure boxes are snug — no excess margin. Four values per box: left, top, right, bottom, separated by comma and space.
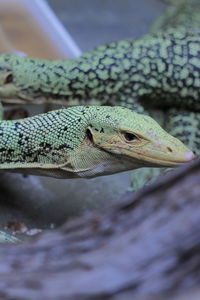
136, 150, 195, 167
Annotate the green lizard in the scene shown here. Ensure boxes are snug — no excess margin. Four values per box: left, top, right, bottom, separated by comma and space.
0, 20, 198, 187
0, 0, 199, 241
0, 104, 193, 243
0, 5, 199, 161
0, 106, 192, 178
0, 29, 200, 115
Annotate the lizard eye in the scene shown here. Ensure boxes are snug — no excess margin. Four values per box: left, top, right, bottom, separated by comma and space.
123, 132, 138, 142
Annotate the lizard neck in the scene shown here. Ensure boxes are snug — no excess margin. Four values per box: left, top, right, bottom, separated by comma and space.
0, 107, 89, 168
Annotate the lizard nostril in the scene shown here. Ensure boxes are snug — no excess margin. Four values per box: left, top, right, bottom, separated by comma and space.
167, 147, 173, 153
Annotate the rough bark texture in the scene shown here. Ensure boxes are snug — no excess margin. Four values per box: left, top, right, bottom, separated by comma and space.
1, 160, 200, 300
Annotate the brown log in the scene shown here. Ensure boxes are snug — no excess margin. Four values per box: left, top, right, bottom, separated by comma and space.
0, 160, 200, 300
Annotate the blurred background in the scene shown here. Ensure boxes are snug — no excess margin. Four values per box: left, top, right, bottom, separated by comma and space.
47, 0, 165, 52
0, 0, 165, 56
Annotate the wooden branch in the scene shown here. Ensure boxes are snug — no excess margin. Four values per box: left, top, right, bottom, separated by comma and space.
0, 160, 200, 300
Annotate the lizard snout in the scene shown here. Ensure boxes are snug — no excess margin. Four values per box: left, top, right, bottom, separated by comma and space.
183, 150, 195, 162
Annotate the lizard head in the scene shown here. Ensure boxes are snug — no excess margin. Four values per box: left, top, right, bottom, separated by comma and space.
2, 106, 194, 180
70, 106, 194, 178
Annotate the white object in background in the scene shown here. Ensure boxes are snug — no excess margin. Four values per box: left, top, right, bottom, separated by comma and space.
0, 0, 82, 58
23, 0, 82, 58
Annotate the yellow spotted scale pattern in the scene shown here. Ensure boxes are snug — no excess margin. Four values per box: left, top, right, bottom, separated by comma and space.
0, 105, 170, 171
0, 106, 90, 166
1, 29, 200, 116
0, 106, 120, 166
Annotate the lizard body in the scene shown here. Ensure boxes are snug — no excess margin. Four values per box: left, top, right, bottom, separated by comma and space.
1, 30, 200, 114
0, 104, 193, 243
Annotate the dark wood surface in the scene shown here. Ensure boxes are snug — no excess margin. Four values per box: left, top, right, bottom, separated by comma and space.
0, 160, 199, 299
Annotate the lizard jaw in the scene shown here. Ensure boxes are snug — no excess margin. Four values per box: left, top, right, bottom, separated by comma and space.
133, 150, 195, 168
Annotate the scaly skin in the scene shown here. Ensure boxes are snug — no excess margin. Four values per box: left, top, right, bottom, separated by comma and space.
133, 0, 200, 188
0, 106, 193, 178
151, 0, 200, 33
1, 29, 200, 114
149, 0, 200, 149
